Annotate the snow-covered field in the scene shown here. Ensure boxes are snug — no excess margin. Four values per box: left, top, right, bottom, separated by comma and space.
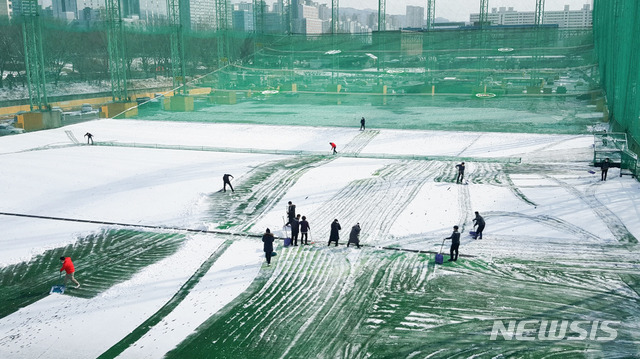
0, 119, 639, 358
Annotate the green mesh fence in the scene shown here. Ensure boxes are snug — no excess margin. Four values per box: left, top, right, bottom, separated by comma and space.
0, 11, 605, 135
593, 0, 640, 177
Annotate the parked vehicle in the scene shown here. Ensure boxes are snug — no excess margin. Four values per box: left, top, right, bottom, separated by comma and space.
81, 104, 94, 113
0, 123, 25, 135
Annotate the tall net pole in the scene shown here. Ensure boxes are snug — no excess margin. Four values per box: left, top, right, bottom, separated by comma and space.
167, 0, 186, 95
281, 0, 291, 34
20, 0, 48, 110
332, 0, 339, 34
253, 0, 264, 34
532, 0, 546, 89
535, 0, 545, 26
377, 0, 385, 32
215, 0, 229, 66
426, 0, 435, 30
478, 0, 489, 27
105, 0, 128, 101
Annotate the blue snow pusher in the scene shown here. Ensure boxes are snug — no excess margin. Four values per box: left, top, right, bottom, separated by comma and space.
50, 284, 65, 294
435, 238, 445, 264
284, 237, 292, 247
50, 273, 65, 294
469, 231, 477, 237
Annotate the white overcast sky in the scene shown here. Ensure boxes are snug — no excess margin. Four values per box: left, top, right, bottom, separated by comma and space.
330, 0, 593, 21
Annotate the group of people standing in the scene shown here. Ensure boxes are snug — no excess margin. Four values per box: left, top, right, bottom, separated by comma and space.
261, 202, 363, 265
285, 201, 311, 246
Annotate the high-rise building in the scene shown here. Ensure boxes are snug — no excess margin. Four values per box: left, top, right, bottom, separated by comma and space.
188, 0, 215, 30
233, 9, 253, 31
470, 4, 592, 28
52, 0, 77, 21
121, 0, 140, 18
0, 0, 12, 18
405, 5, 424, 28
139, 0, 167, 26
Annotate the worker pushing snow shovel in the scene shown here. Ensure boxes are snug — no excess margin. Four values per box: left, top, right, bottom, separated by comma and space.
59, 256, 80, 289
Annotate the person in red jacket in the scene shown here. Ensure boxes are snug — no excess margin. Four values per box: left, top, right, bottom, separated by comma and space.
329, 142, 337, 155
60, 256, 81, 289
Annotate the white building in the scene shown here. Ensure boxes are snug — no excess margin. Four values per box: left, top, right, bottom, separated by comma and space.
470, 4, 592, 28
405, 5, 424, 28
188, 0, 216, 30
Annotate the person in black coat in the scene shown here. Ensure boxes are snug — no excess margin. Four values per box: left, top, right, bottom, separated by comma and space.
347, 223, 361, 248
472, 211, 485, 239
262, 228, 275, 266
291, 214, 301, 246
601, 158, 610, 181
455, 162, 465, 184
328, 219, 341, 247
360, 117, 366, 131
445, 225, 461, 262
223, 174, 234, 192
285, 201, 296, 226
300, 216, 311, 245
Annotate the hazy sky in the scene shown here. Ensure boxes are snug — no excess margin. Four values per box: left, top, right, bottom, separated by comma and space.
337, 0, 593, 21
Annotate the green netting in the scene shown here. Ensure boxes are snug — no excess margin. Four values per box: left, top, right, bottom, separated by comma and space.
593, 0, 640, 177
0, 11, 605, 136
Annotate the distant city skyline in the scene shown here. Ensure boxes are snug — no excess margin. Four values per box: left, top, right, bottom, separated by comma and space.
37, 0, 594, 24
319, 0, 593, 22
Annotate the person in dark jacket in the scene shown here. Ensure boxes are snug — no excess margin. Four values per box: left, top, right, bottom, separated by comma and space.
360, 117, 366, 131
262, 228, 275, 266
455, 162, 465, 184
472, 211, 485, 239
84, 132, 93, 145
222, 174, 234, 192
291, 214, 301, 246
60, 256, 80, 288
445, 225, 461, 262
300, 216, 311, 245
285, 201, 296, 226
601, 158, 610, 181
347, 223, 361, 248
328, 219, 341, 246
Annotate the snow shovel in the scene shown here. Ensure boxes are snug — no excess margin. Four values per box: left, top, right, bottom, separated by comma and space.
50, 272, 66, 294
282, 216, 291, 247
435, 239, 445, 265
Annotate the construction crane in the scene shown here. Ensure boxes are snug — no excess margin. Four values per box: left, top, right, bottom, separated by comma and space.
426, 0, 435, 30
535, 0, 545, 26
20, 0, 48, 110
105, 0, 128, 101
377, 0, 385, 31
167, 0, 186, 95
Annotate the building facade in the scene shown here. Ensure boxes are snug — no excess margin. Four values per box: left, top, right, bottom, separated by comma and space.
470, 4, 592, 28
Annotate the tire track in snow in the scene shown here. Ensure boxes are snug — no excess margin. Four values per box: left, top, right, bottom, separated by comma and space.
545, 176, 637, 243
340, 129, 380, 154
309, 161, 438, 246
207, 155, 330, 233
